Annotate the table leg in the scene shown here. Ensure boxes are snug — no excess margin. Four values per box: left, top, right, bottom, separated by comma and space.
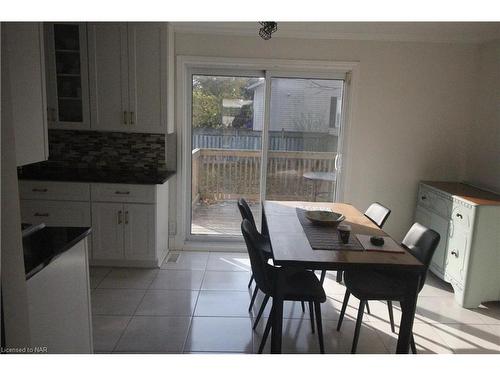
336, 270, 343, 283
313, 181, 318, 202
270, 296, 283, 354
396, 274, 421, 354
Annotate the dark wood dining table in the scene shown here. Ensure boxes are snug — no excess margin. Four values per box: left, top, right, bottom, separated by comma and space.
262, 200, 425, 354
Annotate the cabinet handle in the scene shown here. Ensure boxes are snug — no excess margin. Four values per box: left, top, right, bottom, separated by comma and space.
125, 211, 129, 224
451, 250, 459, 258
130, 111, 135, 125
118, 210, 123, 224
32, 188, 48, 193
34, 212, 49, 217
123, 111, 128, 125
456, 213, 463, 219
115, 191, 130, 195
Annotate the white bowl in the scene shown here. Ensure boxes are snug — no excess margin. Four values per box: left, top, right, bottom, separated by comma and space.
305, 210, 345, 227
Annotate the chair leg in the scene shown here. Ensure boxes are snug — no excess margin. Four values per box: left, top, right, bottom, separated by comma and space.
314, 301, 325, 354
387, 300, 395, 333
301, 301, 305, 312
253, 294, 270, 330
248, 273, 254, 288
308, 301, 315, 334
365, 301, 371, 315
410, 333, 417, 354
319, 270, 326, 284
259, 306, 274, 354
248, 287, 259, 312
336, 270, 343, 283
337, 289, 350, 331
351, 300, 366, 354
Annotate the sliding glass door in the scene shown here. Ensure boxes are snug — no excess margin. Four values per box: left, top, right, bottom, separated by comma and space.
188, 69, 347, 240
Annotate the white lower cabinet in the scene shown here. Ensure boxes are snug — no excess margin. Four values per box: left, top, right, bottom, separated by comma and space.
92, 202, 156, 263
21, 200, 91, 227
124, 204, 155, 261
415, 182, 500, 308
20, 180, 169, 267
91, 202, 124, 260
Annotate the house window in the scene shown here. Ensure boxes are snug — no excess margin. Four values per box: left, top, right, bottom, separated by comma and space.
329, 96, 338, 129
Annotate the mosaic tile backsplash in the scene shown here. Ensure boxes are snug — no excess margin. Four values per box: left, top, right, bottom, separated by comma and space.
48, 129, 166, 172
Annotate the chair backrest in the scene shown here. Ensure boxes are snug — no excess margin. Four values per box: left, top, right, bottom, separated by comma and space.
364, 202, 391, 228
401, 222, 440, 290
237, 198, 256, 228
241, 219, 272, 294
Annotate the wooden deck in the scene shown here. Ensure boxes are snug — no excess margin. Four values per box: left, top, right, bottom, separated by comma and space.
191, 200, 262, 236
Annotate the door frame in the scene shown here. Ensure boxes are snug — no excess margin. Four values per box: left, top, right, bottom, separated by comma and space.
174, 55, 359, 251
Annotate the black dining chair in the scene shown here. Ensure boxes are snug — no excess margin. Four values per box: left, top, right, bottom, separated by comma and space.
324, 202, 391, 318
332, 202, 392, 282
336, 222, 440, 354
237, 198, 306, 324
364, 202, 392, 228
237, 198, 271, 289
241, 219, 327, 354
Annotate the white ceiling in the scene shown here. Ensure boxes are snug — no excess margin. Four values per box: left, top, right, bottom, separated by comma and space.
172, 22, 500, 43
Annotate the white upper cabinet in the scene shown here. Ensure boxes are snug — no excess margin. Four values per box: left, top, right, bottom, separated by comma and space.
44, 23, 91, 129
88, 22, 168, 133
2, 23, 48, 166
128, 23, 168, 134
88, 23, 129, 132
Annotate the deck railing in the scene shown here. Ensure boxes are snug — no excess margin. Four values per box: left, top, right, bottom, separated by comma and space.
192, 148, 336, 205
193, 127, 338, 152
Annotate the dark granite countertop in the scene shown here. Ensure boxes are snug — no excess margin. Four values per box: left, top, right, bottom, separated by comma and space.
18, 161, 175, 185
23, 225, 92, 280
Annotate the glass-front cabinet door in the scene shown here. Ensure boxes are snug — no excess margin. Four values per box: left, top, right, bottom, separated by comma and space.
44, 23, 90, 129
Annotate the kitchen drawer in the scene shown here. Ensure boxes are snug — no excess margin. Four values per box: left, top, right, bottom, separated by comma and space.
91, 183, 155, 204
21, 200, 91, 227
451, 200, 475, 230
19, 180, 90, 201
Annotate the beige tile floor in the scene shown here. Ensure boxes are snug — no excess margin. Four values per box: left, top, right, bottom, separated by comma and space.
90, 251, 500, 354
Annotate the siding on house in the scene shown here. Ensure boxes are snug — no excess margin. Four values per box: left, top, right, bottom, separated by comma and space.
251, 78, 343, 133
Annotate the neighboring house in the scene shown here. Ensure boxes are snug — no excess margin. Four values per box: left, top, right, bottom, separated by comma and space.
222, 98, 253, 126
249, 78, 343, 135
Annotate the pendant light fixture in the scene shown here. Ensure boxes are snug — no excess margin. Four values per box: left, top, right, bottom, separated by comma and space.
259, 22, 278, 40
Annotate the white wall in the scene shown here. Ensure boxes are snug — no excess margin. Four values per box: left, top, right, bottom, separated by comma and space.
174, 32, 477, 240
465, 40, 500, 193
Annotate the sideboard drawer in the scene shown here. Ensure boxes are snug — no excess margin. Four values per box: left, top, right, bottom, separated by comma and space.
91, 183, 155, 204
432, 194, 452, 218
21, 200, 91, 227
417, 184, 433, 208
451, 201, 475, 230
20, 180, 90, 201
446, 228, 469, 284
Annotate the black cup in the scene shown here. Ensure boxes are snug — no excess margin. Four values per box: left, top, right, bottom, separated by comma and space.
337, 224, 351, 244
